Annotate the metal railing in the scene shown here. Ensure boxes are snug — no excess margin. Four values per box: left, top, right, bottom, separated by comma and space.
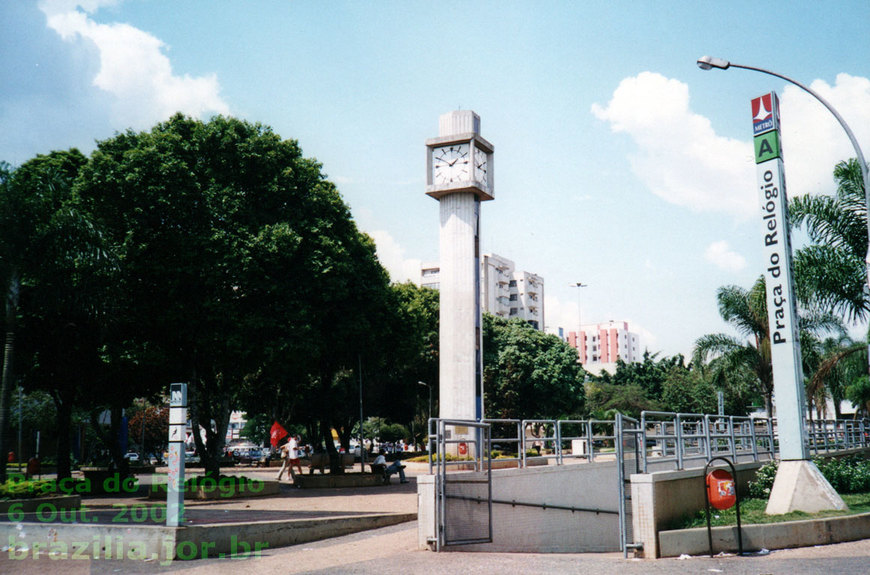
639, 412, 779, 472
426, 414, 869, 475
807, 418, 869, 453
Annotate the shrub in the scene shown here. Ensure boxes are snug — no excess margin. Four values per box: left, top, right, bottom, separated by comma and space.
748, 459, 778, 498
0, 478, 59, 500
749, 456, 870, 498
813, 456, 870, 494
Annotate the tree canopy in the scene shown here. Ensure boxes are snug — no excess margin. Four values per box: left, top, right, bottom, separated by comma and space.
483, 314, 585, 419
76, 114, 395, 474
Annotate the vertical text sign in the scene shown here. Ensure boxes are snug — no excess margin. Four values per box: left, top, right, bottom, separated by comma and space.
167, 382, 187, 526
752, 92, 809, 460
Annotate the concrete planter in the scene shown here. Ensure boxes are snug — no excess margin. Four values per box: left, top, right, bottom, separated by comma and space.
658, 512, 870, 557
294, 473, 386, 489
0, 494, 81, 515
148, 479, 280, 500
79, 468, 141, 495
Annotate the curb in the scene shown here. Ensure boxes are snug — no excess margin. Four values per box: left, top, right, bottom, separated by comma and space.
659, 511, 870, 557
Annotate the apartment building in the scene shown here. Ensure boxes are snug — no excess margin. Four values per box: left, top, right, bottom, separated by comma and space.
421, 253, 544, 330
567, 321, 640, 373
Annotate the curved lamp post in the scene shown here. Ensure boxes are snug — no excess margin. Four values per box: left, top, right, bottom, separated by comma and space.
698, 56, 870, 429
696, 56, 870, 273
697, 56, 863, 513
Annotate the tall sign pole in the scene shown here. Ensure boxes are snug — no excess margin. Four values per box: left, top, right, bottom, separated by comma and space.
752, 92, 846, 514
753, 92, 808, 460
167, 383, 187, 526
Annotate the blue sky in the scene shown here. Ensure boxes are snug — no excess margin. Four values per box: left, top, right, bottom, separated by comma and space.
3, 1, 869, 358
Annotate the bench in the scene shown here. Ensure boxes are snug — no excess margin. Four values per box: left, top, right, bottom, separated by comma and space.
370, 463, 388, 484
307, 452, 356, 474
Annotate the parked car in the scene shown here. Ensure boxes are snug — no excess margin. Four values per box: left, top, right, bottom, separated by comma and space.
228, 444, 263, 464
123, 452, 140, 462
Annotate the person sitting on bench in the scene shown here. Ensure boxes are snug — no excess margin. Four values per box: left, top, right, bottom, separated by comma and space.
372, 452, 408, 484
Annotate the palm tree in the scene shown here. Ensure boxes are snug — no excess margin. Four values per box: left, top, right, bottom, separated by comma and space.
694, 276, 845, 418
806, 336, 866, 419
790, 158, 868, 418
790, 158, 868, 322
694, 277, 774, 416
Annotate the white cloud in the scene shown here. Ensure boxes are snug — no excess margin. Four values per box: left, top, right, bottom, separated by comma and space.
368, 229, 422, 284
591, 72, 870, 217
780, 74, 870, 198
704, 240, 746, 272
592, 72, 756, 218
543, 294, 579, 337
39, 0, 230, 130
625, 320, 659, 356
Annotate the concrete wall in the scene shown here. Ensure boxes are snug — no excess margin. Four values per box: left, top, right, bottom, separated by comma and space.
659, 512, 870, 557
418, 461, 622, 553
629, 460, 765, 558
631, 447, 870, 558
2, 513, 416, 563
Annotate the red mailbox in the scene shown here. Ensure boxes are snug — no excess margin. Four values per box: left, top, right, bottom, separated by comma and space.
458, 442, 468, 455
706, 468, 736, 510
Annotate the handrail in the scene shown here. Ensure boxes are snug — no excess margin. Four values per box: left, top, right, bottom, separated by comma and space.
426, 414, 870, 475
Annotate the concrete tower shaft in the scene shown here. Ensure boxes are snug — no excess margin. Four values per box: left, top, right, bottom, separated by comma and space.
425, 110, 493, 422
438, 192, 480, 420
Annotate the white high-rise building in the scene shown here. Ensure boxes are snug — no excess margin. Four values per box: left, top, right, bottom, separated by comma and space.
421, 253, 544, 331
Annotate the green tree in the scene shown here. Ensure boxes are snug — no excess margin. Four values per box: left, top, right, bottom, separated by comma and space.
584, 353, 704, 418
694, 276, 845, 418
127, 405, 169, 458
585, 380, 657, 419
604, 352, 686, 401
790, 158, 869, 417
659, 364, 718, 414
0, 150, 111, 481
805, 336, 867, 419
790, 158, 869, 322
482, 315, 585, 419
78, 114, 394, 476
845, 375, 870, 416
694, 278, 775, 416
360, 282, 439, 435
240, 413, 271, 446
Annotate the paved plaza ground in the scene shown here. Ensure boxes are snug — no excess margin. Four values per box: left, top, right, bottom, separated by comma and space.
3, 462, 869, 574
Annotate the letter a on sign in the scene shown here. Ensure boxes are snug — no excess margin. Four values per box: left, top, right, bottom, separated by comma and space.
754, 132, 781, 164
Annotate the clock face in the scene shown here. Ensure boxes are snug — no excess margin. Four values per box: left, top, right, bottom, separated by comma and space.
432, 144, 470, 185
473, 147, 488, 188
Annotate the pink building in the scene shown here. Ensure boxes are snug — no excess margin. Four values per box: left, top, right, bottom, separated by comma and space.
567, 321, 640, 371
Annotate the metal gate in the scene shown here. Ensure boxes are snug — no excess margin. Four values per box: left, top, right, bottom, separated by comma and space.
616, 413, 643, 557
433, 419, 492, 551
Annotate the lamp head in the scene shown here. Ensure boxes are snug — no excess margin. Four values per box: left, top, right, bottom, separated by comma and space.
697, 56, 731, 70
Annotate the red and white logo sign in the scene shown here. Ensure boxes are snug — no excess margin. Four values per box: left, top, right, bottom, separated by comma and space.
752, 92, 778, 135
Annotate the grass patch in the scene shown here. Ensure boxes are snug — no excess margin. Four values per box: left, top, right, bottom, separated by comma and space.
671, 492, 870, 530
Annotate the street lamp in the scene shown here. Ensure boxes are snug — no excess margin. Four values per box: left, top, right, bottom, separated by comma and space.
569, 283, 588, 362
696, 56, 870, 273
417, 381, 432, 423
697, 55, 870, 396
417, 381, 432, 451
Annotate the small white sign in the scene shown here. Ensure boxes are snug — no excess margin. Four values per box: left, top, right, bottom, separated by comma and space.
169, 424, 186, 443
169, 408, 186, 425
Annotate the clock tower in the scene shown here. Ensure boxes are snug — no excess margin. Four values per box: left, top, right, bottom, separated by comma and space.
426, 110, 494, 422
